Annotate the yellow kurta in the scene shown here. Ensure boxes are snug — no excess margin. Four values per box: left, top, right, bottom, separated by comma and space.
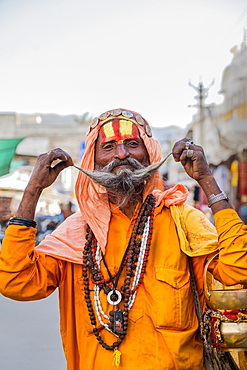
1, 205, 247, 369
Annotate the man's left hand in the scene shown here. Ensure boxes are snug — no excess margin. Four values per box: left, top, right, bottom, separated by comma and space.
172, 138, 212, 183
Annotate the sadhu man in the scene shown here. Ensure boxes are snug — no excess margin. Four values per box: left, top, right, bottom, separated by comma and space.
0, 108, 247, 369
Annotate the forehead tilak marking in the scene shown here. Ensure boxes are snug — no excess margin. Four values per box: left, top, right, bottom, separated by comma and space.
103, 122, 115, 138
100, 120, 138, 144
119, 120, 135, 136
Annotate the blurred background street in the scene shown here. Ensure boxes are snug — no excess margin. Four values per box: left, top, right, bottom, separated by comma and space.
0, 291, 65, 370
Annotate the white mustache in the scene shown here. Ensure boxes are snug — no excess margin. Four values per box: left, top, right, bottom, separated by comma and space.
74, 153, 172, 191
73, 152, 172, 207
74, 152, 172, 180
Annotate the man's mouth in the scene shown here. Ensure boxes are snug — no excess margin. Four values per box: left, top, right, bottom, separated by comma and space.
113, 165, 134, 173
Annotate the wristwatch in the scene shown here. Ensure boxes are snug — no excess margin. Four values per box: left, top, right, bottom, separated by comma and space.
207, 191, 229, 208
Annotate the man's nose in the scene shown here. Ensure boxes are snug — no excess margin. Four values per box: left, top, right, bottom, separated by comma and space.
115, 143, 129, 159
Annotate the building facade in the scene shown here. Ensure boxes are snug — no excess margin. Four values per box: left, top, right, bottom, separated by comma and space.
185, 34, 247, 211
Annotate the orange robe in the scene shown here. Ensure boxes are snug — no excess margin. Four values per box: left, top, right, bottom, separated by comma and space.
1, 205, 247, 369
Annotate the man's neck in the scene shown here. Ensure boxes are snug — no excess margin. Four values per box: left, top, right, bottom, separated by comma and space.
108, 195, 141, 219
120, 202, 138, 219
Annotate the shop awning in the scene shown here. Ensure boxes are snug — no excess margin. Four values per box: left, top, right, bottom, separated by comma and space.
0, 138, 24, 176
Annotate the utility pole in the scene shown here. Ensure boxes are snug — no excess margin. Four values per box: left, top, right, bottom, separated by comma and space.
187, 79, 215, 210
188, 80, 214, 146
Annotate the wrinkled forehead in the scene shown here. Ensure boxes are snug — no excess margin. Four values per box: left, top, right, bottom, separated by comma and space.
99, 118, 139, 144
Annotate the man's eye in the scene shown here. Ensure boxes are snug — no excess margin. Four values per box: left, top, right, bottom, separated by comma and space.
126, 141, 138, 147
102, 143, 115, 150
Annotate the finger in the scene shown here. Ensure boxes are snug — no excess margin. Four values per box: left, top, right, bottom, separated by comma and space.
52, 160, 71, 175
47, 149, 67, 160
46, 149, 73, 165
172, 139, 195, 162
172, 139, 188, 161
179, 150, 193, 167
174, 139, 204, 162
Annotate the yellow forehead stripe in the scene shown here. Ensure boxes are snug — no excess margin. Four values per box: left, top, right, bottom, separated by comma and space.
103, 122, 115, 138
120, 120, 133, 136
102, 119, 135, 140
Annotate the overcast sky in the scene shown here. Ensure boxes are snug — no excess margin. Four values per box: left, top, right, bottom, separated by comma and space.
0, 0, 247, 127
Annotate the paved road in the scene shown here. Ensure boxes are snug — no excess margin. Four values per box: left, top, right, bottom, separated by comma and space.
0, 290, 66, 370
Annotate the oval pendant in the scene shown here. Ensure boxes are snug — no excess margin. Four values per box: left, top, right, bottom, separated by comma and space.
107, 290, 122, 305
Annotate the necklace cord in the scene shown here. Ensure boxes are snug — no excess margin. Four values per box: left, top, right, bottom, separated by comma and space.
101, 195, 151, 292
101, 241, 130, 292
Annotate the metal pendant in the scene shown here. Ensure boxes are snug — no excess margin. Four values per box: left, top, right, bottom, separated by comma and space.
90, 117, 99, 128
107, 289, 122, 305
99, 111, 110, 120
111, 109, 122, 116
113, 309, 124, 334
136, 114, 145, 125
122, 110, 133, 118
145, 124, 152, 137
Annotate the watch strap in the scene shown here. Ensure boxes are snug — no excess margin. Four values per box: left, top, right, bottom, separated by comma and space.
207, 191, 229, 208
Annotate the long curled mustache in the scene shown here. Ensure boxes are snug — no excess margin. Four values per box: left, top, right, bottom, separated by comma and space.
75, 157, 167, 207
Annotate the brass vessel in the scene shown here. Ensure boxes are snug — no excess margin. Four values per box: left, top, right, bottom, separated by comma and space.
221, 322, 247, 351
204, 253, 247, 350
204, 254, 247, 310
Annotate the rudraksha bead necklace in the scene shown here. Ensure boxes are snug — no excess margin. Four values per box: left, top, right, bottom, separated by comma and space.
82, 194, 155, 358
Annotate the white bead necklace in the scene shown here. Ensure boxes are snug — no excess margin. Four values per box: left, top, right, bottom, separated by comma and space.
128, 216, 150, 310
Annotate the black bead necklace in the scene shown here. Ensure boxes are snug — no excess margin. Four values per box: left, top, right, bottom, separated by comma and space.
82, 194, 155, 355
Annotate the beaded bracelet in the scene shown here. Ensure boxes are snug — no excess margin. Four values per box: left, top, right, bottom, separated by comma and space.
8, 216, 37, 228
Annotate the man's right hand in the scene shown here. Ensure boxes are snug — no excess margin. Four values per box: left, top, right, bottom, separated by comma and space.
16, 148, 73, 220
27, 148, 74, 192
